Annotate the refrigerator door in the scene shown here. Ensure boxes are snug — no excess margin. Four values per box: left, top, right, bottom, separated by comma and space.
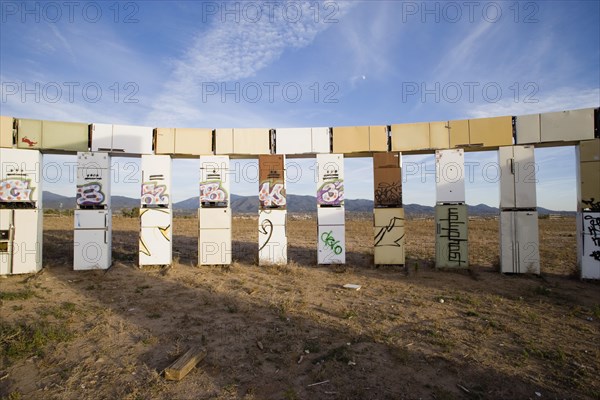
318, 225, 345, 264
259, 223, 287, 265
499, 211, 516, 273
468, 116, 513, 148
540, 108, 595, 142
154, 128, 175, 154
391, 122, 429, 151
0, 209, 13, 275
74, 229, 111, 270
515, 211, 540, 274
579, 161, 600, 210
141, 155, 172, 207
317, 154, 344, 206
435, 149, 465, 203
112, 124, 153, 155
199, 208, 231, 230
318, 207, 345, 226
430, 121, 450, 149
515, 114, 541, 144
311, 127, 330, 153
11, 210, 43, 274
16, 118, 42, 149
499, 146, 516, 208
139, 209, 172, 266
435, 205, 468, 268
373, 165, 402, 207
233, 128, 270, 155
199, 228, 232, 265
448, 119, 469, 148
259, 155, 286, 209
1, 148, 42, 204
90, 123, 113, 152
76, 152, 111, 208
513, 145, 537, 208
259, 209, 286, 226
275, 128, 312, 154
42, 121, 89, 152
0, 116, 14, 148
200, 156, 230, 206
374, 209, 405, 265
332, 126, 370, 154
74, 210, 109, 229
215, 128, 233, 155
175, 128, 213, 156
579, 139, 600, 163
369, 126, 388, 152
581, 213, 600, 279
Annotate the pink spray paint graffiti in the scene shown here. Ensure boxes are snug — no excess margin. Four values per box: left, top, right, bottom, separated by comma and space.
317, 180, 344, 206
76, 182, 105, 206
141, 182, 169, 206
259, 181, 286, 208
200, 182, 227, 203
0, 178, 34, 202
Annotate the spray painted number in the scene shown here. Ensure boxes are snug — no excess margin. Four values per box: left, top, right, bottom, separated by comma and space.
141, 182, 169, 205
321, 230, 343, 255
317, 180, 343, 205
200, 182, 227, 202
77, 183, 105, 205
259, 182, 286, 207
0, 179, 33, 201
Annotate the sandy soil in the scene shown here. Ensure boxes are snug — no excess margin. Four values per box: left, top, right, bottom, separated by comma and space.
0, 215, 598, 400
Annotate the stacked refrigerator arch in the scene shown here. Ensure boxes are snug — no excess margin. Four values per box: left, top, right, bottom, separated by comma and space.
317, 154, 345, 264
258, 155, 287, 265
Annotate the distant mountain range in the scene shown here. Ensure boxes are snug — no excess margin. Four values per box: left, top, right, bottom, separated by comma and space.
41, 191, 575, 216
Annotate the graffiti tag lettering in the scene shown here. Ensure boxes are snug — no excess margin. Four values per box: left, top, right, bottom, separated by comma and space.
259, 181, 286, 208
0, 178, 33, 202
321, 230, 343, 255
200, 181, 227, 203
374, 217, 405, 247
21, 137, 37, 147
374, 182, 402, 206
258, 219, 274, 251
76, 182, 105, 206
317, 180, 344, 206
582, 198, 600, 212
440, 207, 466, 266
141, 182, 169, 205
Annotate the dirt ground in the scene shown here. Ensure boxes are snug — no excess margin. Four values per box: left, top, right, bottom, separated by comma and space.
1, 214, 599, 400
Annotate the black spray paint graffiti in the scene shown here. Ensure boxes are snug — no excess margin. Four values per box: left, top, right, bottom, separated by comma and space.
582, 198, 600, 212
584, 214, 600, 261
258, 219, 273, 252
439, 207, 466, 266
374, 217, 405, 247
321, 230, 343, 255
374, 182, 402, 206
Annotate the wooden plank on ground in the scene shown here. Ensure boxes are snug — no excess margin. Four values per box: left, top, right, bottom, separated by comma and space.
164, 346, 207, 381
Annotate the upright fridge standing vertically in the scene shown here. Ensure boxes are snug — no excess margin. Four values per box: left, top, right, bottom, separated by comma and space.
0, 148, 43, 275
74, 152, 112, 270
435, 149, 468, 268
317, 154, 345, 264
498, 145, 540, 274
199, 156, 232, 265
139, 155, 172, 266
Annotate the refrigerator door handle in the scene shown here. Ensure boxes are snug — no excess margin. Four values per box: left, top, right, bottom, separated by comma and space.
104, 230, 108, 244
510, 158, 515, 175
436, 223, 441, 235
104, 213, 108, 228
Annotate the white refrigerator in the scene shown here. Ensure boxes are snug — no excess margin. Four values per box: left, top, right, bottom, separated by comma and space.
74, 209, 112, 270
316, 154, 345, 264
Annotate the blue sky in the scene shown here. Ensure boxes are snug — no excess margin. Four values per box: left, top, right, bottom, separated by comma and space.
1, 1, 598, 210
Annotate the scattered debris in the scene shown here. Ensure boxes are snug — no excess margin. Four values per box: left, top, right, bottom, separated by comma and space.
257, 341, 264, 350
535, 392, 542, 397
457, 383, 470, 393
348, 360, 356, 366
307, 380, 330, 387
343, 284, 361, 290
164, 345, 207, 381
297, 355, 304, 364
439, 298, 445, 303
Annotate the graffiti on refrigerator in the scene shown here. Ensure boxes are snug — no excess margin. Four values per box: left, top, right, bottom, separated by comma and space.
320, 230, 343, 255
141, 182, 169, 205
317, 180, 344, 206
374, 217, 405, 247
21, 137, 37, 147
440, 207, 466, 266
139, 226, 171, 256
76, 182, 105, 206
0, 178, 34, 202
200, 181, 227, 203
259, 181, 286, 208
258, 219, 273, 251
582, 198, 600, 212
374, 182, 402, 206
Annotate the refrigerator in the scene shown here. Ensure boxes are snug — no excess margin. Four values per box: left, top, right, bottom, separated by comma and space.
0, 148, 43, 275
317, 154, 345, 264
373, 208, 405, 265
580, 212, 600, 279
139, 155, 172, 266
199, 156, 232, 265
91, 123, 154, 155
16, 118, 89, 152
498, 145, 540, 274
74, 152, 112, 270
435, 204, 468, 268
435, 149, 465, 203
259, 155, 286, 265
